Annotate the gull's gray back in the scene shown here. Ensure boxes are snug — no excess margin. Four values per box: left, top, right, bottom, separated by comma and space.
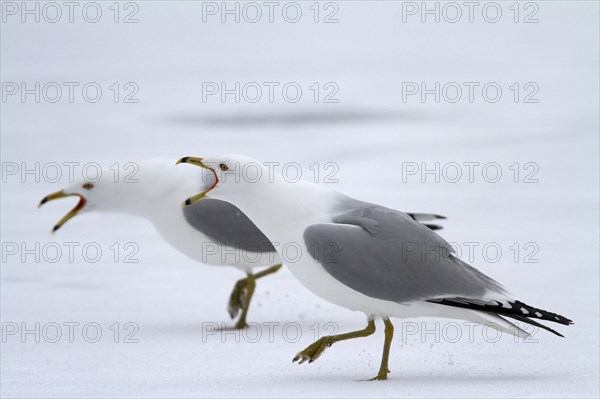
183, 199, 275, 253
304, 198, 506, 304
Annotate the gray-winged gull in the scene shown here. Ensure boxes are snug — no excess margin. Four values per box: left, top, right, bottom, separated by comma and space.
39, 158, 281, 329
177, 154, 573, 380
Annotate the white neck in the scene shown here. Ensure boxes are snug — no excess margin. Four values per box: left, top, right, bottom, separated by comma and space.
214, 176, 340, 247
90, 160, 207, 221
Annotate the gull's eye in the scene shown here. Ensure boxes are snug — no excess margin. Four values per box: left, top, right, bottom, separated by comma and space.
82, 183, 94, 190
219, 163, 229, 172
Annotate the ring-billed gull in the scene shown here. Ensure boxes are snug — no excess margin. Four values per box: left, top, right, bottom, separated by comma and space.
38, 158, 444, 329
177, 155, 573, 380
39, 158, 282, 329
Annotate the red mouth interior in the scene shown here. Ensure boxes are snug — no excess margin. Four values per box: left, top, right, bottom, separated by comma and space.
73, 194, 87, 211
52, 194, 87, 232
205, 166, 219, 194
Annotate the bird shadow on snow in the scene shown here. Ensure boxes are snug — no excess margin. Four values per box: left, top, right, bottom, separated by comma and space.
139, 318, 351, 336
160, 109, 429, 128
50, 280, 105, 290
273, 370, 560, 386
379, 371, 558, 384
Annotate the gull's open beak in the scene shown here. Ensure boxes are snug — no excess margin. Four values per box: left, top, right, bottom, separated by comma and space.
176, 156, 211, 169
176, 156, 218, 207
39, 190, 87, 233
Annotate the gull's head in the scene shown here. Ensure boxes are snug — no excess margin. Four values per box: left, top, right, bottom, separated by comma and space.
176, 154, 264, 207
38, 178, 106, 233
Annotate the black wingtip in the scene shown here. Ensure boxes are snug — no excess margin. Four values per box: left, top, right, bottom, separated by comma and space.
428, 298, 573, 328
502, 314, 566, 338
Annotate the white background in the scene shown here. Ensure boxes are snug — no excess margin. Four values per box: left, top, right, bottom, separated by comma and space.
1, 1, 599, 397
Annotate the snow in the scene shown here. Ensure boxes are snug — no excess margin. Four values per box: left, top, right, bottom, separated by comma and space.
1, 2, 599, 397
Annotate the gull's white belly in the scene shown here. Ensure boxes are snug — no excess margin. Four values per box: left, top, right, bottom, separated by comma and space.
149, 208, 281, 271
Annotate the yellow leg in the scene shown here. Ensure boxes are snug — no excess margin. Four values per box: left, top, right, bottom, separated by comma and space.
232, 273, 255, 329
369, 319, 394, 381
293, 319, 376, 364
227, 264, 282, 329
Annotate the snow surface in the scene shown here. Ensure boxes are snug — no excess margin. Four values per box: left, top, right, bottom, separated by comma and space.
1, 2, 599, 397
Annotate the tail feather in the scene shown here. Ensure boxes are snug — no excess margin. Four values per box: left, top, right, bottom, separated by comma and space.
427, 297, 573, 337
423, 223, 444, 231
407, 213, 447, 222
466, 310, 532, 340
406, 213, 446, 231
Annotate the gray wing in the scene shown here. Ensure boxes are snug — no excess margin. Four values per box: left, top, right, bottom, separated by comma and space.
183, 199, 275, 253
304, 202, 505, 304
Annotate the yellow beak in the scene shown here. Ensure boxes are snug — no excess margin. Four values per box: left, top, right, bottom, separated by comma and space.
39, 190, 87, 233
176, 156, 211, 169
176, 156, 217, 207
